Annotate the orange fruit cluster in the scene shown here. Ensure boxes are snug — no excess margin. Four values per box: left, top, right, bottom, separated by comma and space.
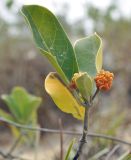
94, 70, 114, 91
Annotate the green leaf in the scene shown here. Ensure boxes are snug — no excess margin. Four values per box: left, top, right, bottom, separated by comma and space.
0, 109, 14, 121
75, 72, 93, 101
11, 87, 41, 123
40, 49, 69, 85
74, 33, 103, 77
1, 87, 42, 124
65, 139, 75, 160
21, 5, 78, 83
1, 94, 21, 121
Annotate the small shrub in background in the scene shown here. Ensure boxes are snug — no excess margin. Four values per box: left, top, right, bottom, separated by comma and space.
0, 86, 41, 145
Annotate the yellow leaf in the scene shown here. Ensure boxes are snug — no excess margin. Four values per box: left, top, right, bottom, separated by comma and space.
45, 72, 85, 120
95, 33, 103, 73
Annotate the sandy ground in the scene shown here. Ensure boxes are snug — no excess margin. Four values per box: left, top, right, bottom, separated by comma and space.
0, 131, 76, 160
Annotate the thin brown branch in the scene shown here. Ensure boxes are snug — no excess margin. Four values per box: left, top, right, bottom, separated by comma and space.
73, 107, 89, 160
7, 133, 22, 156
92, 88, 99, 101
0, 150, 29, 160
59, 119, 64, 160
0, 117, 131, 146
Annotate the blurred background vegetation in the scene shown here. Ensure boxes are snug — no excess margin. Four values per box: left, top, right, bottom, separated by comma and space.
0, 0, 131, 159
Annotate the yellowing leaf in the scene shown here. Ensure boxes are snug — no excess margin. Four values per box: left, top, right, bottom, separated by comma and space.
45, 72, 85, 120
95, 33, 103, 73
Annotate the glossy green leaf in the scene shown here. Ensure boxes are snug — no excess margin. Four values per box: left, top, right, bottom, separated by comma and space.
65, 139, 75, 160
75, 73, 93, 101
1, 87, 41, 124
74, 33, 102, 77
21, 5, 78, 83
